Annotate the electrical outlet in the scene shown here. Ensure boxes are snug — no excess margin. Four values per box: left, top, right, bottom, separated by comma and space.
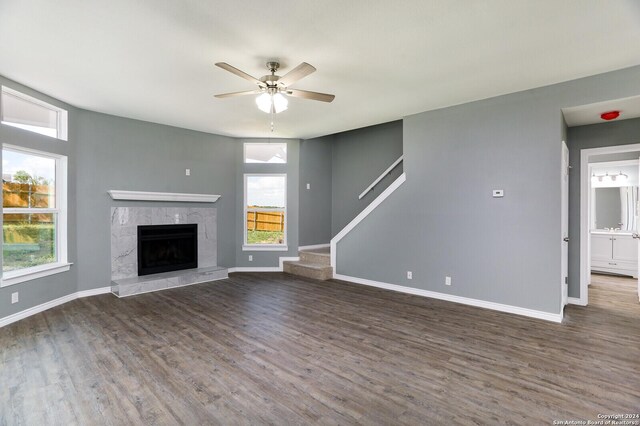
11, 292, 18, 304
185, 168, 191, 176
445, 276, 452, 286
407, 271, 412, 279
306, 183, 310, 190
248, 255, 253, 262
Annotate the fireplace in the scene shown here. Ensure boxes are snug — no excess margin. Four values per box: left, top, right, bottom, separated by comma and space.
137, 224, 198, 276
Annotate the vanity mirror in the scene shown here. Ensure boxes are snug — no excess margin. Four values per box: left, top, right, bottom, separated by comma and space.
592, 186, 638, 231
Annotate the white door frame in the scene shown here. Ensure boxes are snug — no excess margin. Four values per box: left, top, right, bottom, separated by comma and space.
578, 142, 640, 306
561, 141, 569, 310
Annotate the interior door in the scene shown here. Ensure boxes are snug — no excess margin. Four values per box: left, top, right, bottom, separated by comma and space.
561, 141, 569, 307
636, 158, 640, 302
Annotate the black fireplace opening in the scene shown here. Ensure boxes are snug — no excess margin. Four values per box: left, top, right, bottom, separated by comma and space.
137, 224, 197, 276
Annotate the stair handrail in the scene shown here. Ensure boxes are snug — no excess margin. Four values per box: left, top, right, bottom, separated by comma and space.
358, 155, 404, 200
332, 172, 407, 269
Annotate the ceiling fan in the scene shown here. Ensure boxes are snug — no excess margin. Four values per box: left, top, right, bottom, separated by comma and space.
214, 61, 335, 114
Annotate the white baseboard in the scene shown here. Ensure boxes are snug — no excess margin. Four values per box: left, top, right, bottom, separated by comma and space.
279, 256, 299, 269
77, 287, 111, 298
228, 267, 281, 273
333, 274, 563, 323
0, 286, 112, 328
228, 255, 300, 274
568, 297, 587, 306
298, 243, 330, 251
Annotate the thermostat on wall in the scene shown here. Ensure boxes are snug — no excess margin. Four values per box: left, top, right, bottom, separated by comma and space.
492, 189, 504, 198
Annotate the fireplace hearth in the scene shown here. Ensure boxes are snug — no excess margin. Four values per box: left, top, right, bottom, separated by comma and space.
137, 224, 197, 276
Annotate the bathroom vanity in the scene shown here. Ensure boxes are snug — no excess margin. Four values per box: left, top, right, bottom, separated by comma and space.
591, 231, 638, 277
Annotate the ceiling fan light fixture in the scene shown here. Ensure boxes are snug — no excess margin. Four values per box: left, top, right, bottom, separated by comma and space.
273, 93, 288, 113
255, 92, 288, 114
215, 61, 334, 117
256, 93, 272, 113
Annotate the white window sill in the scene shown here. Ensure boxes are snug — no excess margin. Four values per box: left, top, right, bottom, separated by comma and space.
1, 262, 72, 287
242, 245, 289, 252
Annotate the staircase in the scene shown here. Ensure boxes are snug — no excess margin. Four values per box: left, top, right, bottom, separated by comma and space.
283, 247, 333, 281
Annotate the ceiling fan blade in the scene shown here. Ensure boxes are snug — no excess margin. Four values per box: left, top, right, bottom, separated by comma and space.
278, 62, 316, 87
215, 62, 263, 86
214, 89, 262, 98
285, 89, 335, 103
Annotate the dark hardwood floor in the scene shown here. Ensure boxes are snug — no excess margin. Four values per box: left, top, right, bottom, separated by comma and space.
1, 272, 639, 425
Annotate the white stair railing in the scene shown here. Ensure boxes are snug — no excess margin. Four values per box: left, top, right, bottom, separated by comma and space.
331, 172, 407, 269
358, 155, 403, 200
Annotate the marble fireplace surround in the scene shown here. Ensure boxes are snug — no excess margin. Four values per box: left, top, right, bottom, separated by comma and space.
111, 207, 227, 296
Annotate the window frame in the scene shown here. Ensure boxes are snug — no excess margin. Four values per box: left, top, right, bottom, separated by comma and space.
1, 86, 68, 141
1, 144, 70, 287
243, 173, 288, 251
243, 142, 287, 164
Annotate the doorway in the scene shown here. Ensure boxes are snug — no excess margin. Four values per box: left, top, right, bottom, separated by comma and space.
579, 143, 640, 305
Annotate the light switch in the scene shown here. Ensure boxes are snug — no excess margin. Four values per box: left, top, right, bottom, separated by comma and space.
306, 183, 310, 190
492, 189, 504, 198
185, 168, 191, 176
11, 292, 18, 304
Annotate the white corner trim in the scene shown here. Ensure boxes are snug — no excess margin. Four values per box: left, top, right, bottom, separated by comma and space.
358, 155, 404, 200
331, 172, 406, 268
333, 274, 563, 323
298, 243, 330, 251
568, 297, 587, 306
0, 286, 111, 328
108, 190, 220, 203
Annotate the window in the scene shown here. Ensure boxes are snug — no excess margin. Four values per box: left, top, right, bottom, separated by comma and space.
244, 143, 287, 164
1, 86, 68, 141
1, 145, 68, 286
244, 174, 287, 250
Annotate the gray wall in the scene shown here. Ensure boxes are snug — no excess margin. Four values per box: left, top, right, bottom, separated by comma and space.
567, 117, 640, 297
299, 135, 333, 246
299, 121, 404, 246
235, 138, 300, 267
0, 76, 78, 318
75, 110, 238, 290
336, 66, 640, 315
331, 120, 403, 236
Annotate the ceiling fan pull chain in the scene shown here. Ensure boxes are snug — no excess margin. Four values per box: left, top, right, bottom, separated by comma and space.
270, 109, 275, 132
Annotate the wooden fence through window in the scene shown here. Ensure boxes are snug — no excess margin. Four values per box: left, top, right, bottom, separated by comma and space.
246, 209, 285, 232
2, 182, 54, 223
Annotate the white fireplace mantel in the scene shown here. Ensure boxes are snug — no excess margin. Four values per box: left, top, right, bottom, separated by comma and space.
108, 190, 220, 203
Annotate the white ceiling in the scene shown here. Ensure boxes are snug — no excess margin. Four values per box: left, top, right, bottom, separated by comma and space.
562, 95, 640, 127
1, 1, 640, 139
